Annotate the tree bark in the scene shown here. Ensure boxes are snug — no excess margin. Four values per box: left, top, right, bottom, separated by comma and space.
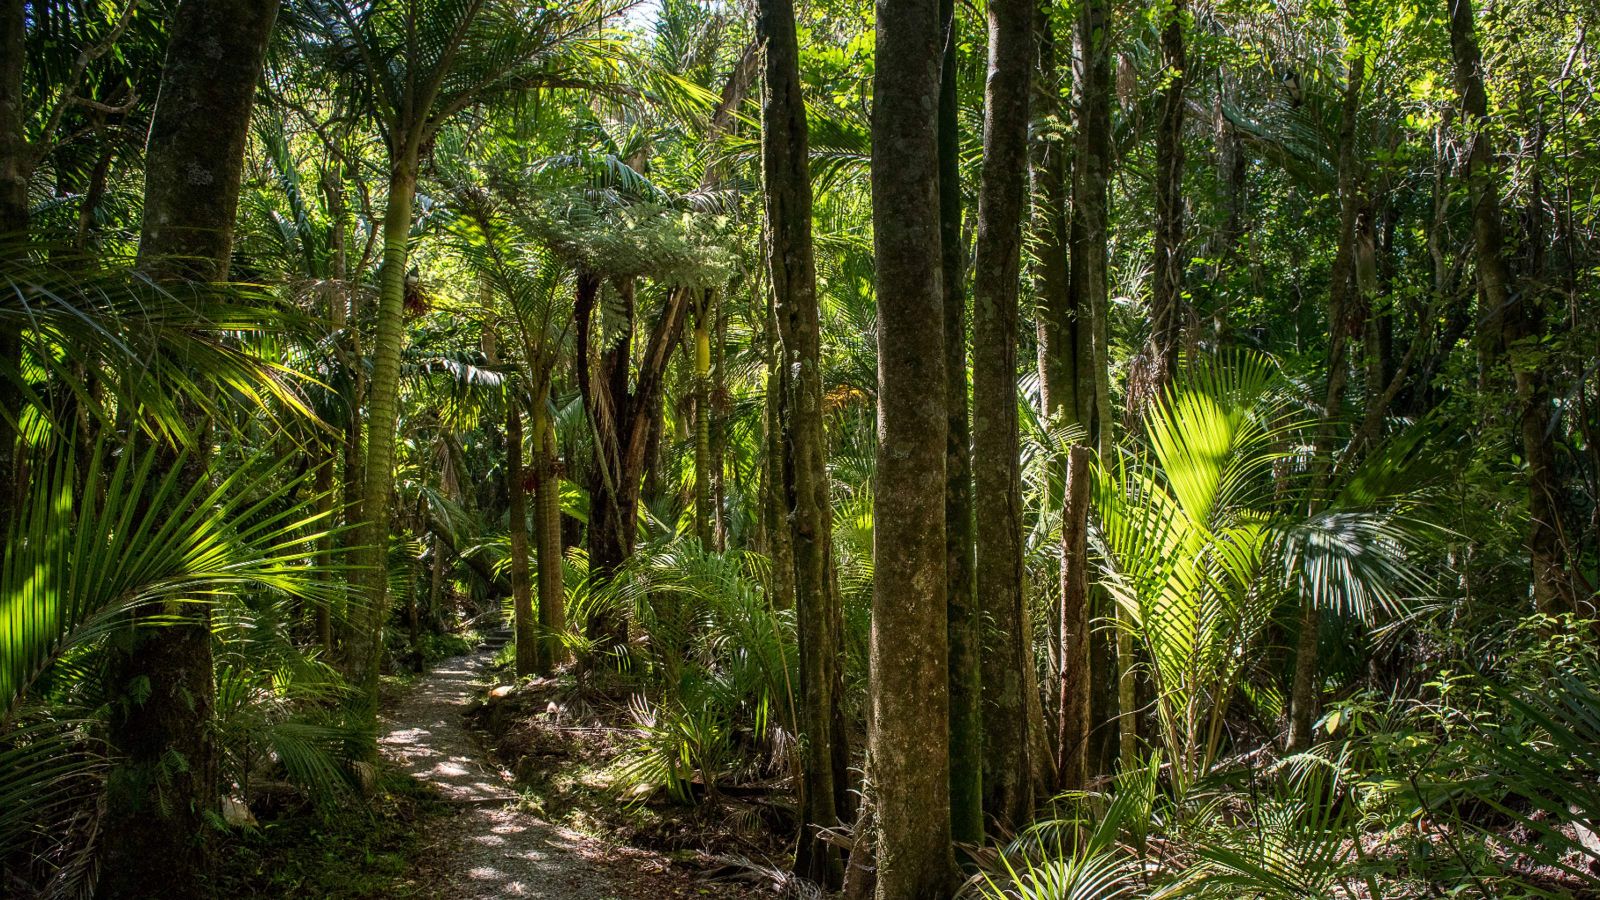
1447, 0, 1576, 616
1288, 53, 1365, 753
99, 0, 279, 895
531, 393, 567, 670
0, 0, 27, 541
1056, 445, 1091, 790
692, 290, 714, 545
758, 0, 850, 878
575, 275, 690, 651
870, 0, 956, 888
939, 0, 982, 850
356, 151, 419, 688
507, 399, 538, 676
1069, 0, 1126, 775
1131, 0, 1186, 424
971, 0, 1034, 833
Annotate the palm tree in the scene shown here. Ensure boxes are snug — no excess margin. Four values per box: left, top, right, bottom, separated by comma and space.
291, 0, 620, 686
453, 186, 574, 674
1092, 353, 1429, 789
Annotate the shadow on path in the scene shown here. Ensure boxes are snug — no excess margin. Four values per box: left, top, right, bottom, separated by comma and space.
379, 650, 628, 900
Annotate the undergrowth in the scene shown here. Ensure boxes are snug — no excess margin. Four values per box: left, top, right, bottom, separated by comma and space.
214, 769, 451, 899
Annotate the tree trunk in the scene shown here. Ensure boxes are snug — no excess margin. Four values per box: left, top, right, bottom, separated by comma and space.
507, 399, 538, 676
692, 290, 714, 545
939, 0, 982, 850
1070, 0, 1126, 775
99, 0, 279, 895
1447, 0, 1576, 616
1132, 0, 1186, 423
758, 0, 850, 878
1288, 53, 1365, 754
0, 0, 27, 539
870, 0, 956, 888
971, 0, 1034, 833
357, 149, 420, 688
575, 274, 690, 653
1057, 445, 1091, 790
532, 398, 567, 669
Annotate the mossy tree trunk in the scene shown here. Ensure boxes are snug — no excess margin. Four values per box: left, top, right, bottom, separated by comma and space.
971, 0, 1035, 832
869, 0, 957, 889
939, 0, 982, 849
758, 0, 851, 879
99, 0, 279, 895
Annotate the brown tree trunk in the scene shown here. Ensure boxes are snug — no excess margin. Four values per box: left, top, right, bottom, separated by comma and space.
1069, 0, 1125, 775
757, 0, 850, 880
575, 274, 690, 652
1288, 53, 1365, 754
1131, 0, 1186, 423
971, 0, 1034, 833
1447, 0, 1576, 616
1056, 445, 1091, 790
939, 0, 982, 850
870, 0, 956, 888
0, 0, 28, 547
507, 399, 538, 676
532, 396, 567, 670
99, 0, 279, 895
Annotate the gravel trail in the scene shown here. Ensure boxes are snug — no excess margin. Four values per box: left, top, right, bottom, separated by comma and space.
378, 650, 632, 900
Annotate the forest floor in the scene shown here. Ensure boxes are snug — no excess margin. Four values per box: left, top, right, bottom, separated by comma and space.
376, 648, 726, 899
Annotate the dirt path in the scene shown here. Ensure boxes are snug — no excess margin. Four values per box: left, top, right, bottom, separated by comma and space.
378, 650, 636, 900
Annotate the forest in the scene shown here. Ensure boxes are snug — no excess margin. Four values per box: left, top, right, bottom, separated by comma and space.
2, 0, 1599, 895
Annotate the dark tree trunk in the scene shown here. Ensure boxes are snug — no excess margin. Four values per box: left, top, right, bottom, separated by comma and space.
1288, 54, 1365, 753
939, 0, 982, 850
757, 0, 850, 880
870, 0, 956, 888
532, 394, 567, 670
1132, 0, 1186, 423
575, 274, 690, 653
507, 400, 538, 675
99, 0, 279, 895
1056, 445, 1091, 790
971, 0, 1034, 833
0, 0, 27, 529
1447, 0, 1576, 616
1070, 0, 1125, 775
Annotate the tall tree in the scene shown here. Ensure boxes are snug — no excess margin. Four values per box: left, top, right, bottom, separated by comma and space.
1134, 0, 1187, 420
939, 0, 982, 848
870, 0, 956, 889
97, 0, 279, 894
298, 0, 608, 685
1446, 0, 1577, 616
1289, 48, 1366, 752
757, 0, 850, 882
971, 0, 1035, 832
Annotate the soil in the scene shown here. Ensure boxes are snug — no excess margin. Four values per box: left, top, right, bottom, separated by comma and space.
379, 648, 760, 899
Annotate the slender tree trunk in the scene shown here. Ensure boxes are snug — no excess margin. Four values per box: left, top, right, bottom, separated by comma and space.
758, 0, 849, 878
939, 0, 982, 849
315, 450, 336, 650
1447, 0, 1576, 616
971, 0, 1034, 832
1288, 54, 1365, 753
763, 288, 796, 612
1056, 445, 1091, 790
1132, 0, 1186, 422
692, 290, 714, 545
1070, 0, 1127, 774
357, 149, 420, 688
870, 0, 956, 889
531, 397, 567, 669
507, 399, 538, 675
99, 0, 279, 895
0, 0, 28, 529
